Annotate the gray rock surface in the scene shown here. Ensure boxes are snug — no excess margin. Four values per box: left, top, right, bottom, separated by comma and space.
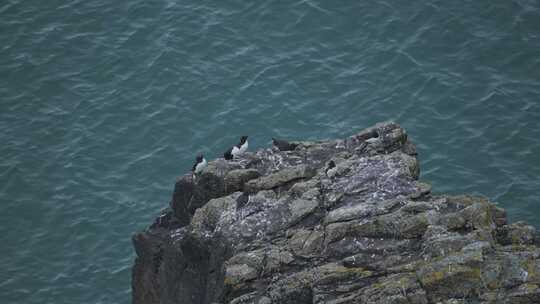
132, 122, 540, 304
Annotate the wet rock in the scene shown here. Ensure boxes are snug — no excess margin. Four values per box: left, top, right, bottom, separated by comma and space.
132, 122, 540, 304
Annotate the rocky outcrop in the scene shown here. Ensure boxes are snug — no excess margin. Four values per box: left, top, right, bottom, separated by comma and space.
132, 122, 540, 304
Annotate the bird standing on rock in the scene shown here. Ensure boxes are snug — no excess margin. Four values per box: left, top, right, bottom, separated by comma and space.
224, 136, 248, 160
325, 160, 336, 176
192, 154, 207, 175
272, 138, 297, 151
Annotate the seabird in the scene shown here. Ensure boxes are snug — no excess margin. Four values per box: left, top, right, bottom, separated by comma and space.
272, 138, 297, 151
192, 154, 207, 175
324, 160, 336, 177
325, 160, 336, 176
224, 136, 248, 160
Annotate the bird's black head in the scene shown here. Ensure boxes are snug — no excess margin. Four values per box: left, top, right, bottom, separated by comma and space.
327, 160, 336, 169
240, 136, 248, 144
196, 154, 204, 162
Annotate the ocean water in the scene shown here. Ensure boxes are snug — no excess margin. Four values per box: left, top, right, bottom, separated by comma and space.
1, 0, 540, 303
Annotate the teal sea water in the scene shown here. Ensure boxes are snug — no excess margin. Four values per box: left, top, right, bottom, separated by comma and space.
1, 0, 540, 303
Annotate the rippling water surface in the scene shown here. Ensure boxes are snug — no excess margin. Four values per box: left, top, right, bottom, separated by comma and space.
1, 0, 540, 303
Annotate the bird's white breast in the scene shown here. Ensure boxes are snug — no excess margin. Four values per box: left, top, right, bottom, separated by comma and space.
194, 158, 207, 173
231, 146, 241, 156
239, 141, 248, 153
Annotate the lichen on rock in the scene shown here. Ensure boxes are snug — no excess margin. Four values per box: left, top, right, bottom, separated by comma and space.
132, 122, 540, 304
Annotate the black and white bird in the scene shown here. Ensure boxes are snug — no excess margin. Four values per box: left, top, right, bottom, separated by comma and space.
325, 160, 336, 177
272, 138, 297, 151
224, 136, 248, 160
192, 154, 207, 175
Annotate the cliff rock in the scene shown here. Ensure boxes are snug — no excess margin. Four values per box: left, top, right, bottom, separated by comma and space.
132, 122, 540, 304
